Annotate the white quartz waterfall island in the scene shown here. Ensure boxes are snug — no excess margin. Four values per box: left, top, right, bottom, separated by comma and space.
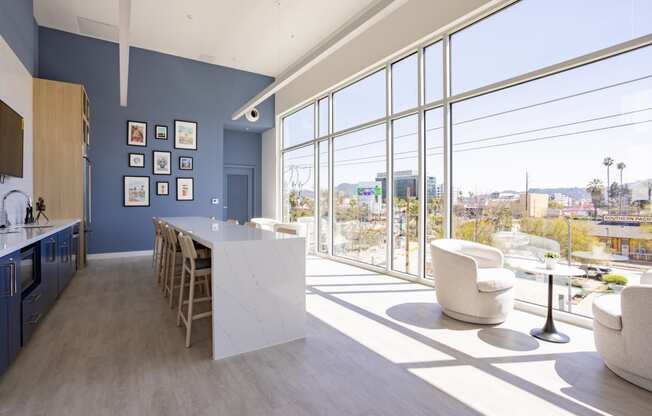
161, 217, 306, 360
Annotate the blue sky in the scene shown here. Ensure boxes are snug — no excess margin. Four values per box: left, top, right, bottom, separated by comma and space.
284, 0, 652, 199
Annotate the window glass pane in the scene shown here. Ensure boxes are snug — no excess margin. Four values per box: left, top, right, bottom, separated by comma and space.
391, 53, 418, 113
318, 97, 329, 137
282, 145, 315, 253
333, 124, 387, 266
391, 115, 419, 275
452, 45, 652, 317
333, 70, 386, 132
424, 41, 443, 103
425, 107, 444, 276
318, 140, 330, 253
451, 0, 652, 94
283, 104, 314, 148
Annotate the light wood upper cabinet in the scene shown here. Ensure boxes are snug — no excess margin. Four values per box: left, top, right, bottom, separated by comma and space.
33, 78, 89, 267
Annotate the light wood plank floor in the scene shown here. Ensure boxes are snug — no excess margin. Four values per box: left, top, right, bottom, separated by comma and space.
0, 256, 650, 416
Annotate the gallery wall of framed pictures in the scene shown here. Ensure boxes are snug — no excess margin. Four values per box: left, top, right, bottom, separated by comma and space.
124, 119, 198, 206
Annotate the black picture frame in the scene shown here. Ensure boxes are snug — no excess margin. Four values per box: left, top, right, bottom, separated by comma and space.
123, 175, 150, 207
176, 177, 194, 201
156, 181, 169, 196
127, 120, 147, 147
174, 120, 198, 150
155, 125, 168, 140
179, 156, 193, 170
128, 153, 145, 168
152, 150, 172, 175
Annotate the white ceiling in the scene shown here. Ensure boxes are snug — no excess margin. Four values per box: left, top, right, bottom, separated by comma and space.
34, 0, 378, 77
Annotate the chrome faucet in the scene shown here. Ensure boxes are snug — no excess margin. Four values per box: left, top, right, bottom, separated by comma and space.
1, 190, 32, 228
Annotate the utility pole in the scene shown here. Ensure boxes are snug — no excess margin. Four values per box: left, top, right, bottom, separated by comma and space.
525, 171, 529, 217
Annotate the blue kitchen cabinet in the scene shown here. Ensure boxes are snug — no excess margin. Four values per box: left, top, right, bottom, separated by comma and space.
40, 235, 59, 309
58, 228, 74, 292
0, 251, 21, 377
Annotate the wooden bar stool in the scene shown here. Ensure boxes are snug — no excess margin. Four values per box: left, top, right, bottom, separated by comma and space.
227, 219, 238, 225
163, 226, 183, 303
177, 233, 212, 348
164, 227, 211, 307
158, 224, 172, 288
152, 218, 164, 277
244, 221, 258, 229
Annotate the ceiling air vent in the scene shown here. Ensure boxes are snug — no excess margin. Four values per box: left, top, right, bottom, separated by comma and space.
77, 17, 119, 42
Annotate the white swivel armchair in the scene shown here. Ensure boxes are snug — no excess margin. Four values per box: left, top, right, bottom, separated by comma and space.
430, 239, 515, 324
593, 282, 652, 391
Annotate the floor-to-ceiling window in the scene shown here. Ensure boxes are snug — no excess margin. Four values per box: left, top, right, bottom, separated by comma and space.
279, 0, 652, 317
282, 144, 315, 252
318, 140, 329, 254
333, 124, 387, 267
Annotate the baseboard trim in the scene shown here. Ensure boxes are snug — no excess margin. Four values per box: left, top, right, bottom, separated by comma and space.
87, 250, 153, 260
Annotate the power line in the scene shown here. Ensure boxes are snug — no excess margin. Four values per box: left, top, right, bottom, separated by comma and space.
282, 73, 652, 162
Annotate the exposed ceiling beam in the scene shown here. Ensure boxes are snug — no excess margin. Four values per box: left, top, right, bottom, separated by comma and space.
231, 0, 406, 121
119, 0, 131, 107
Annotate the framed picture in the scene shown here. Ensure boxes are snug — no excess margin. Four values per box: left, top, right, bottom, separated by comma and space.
123, 176, 150, 207
174, 120, 197, 150
156, 181, 169, 195
179, 156, 193, 170
155, 125, 168, 140
152, 151, 171, 175
176, 177, 194, 201
128, 153, 145, 168
127, 121, 147, 146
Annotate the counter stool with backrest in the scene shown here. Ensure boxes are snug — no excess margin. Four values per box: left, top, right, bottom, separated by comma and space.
163, 227, 210, 307
158, 223, 174, 288
152, 218, 163, 270
177, 232, 213, 348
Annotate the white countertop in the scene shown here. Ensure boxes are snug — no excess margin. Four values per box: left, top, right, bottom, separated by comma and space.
160, 216, 302, 248
0, 219, 80, 258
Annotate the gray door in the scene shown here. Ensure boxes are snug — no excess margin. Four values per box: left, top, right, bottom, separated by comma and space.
224, 167, 253, 224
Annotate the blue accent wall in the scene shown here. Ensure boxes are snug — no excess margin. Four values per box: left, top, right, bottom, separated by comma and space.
38, 27, 274, 253
0, 0, 38, 75
224, 129, 263, 217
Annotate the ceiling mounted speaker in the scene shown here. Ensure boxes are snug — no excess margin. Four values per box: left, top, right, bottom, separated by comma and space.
246, 108, 260, 122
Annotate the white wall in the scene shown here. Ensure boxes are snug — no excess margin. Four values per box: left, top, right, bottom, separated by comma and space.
261, 126, 277, 219
276, 0, 494, 115
0, 34, 33, 225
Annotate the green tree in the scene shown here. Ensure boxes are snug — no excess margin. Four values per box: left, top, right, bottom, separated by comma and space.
586, 179, 604, 219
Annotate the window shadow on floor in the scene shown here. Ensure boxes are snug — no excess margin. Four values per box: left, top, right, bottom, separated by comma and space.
307, 283, 652, 416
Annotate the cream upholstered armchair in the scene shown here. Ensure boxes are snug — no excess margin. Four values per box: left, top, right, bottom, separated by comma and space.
430, 239, 515, 324
592, 281, 652, 391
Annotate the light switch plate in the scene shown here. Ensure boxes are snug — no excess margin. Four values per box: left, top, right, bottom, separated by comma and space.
211, 198, 219, 205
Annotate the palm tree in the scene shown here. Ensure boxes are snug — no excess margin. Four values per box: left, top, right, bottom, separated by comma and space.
603, 157, 614, 208
617, 162, 626, 213
586, 179, 604, 219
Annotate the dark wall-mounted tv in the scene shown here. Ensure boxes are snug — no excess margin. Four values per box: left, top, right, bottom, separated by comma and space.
0, 98, 24, 178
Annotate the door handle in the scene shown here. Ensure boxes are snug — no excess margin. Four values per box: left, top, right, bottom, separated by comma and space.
9, 261, 16, 296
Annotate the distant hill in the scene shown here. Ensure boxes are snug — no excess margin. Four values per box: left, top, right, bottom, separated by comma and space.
335, 183, 358, 197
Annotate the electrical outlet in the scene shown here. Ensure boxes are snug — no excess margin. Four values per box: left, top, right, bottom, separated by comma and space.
211, 198, 219, 205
